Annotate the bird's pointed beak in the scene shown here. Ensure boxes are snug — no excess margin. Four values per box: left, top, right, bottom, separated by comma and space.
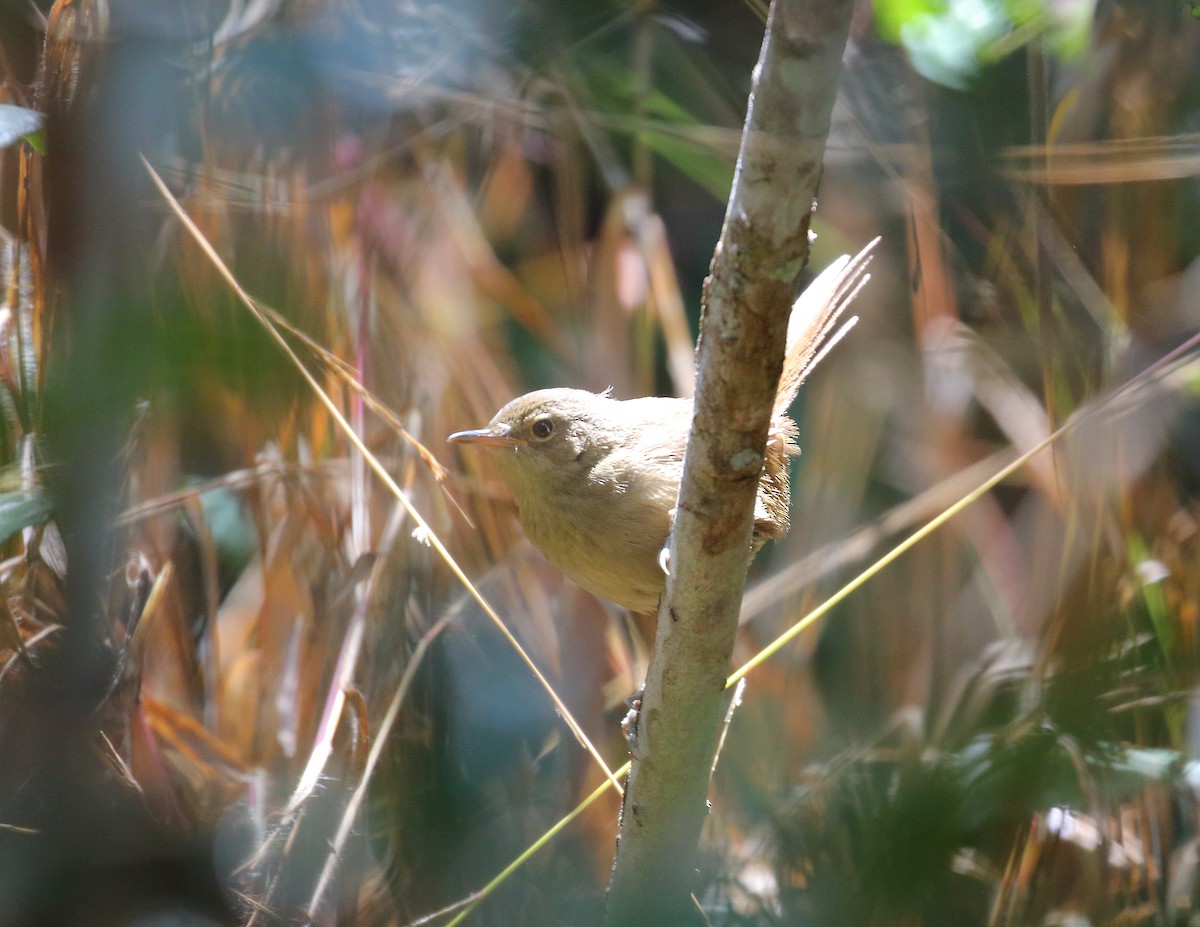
448, 423, 517, 447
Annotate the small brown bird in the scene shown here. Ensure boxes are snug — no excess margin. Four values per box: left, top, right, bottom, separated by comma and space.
450, 240, 877, 614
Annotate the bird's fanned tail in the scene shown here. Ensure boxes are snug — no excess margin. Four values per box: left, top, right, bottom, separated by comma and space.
773, 237, 880, 419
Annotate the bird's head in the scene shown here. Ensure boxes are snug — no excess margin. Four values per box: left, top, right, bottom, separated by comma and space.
449, 388, 618, 495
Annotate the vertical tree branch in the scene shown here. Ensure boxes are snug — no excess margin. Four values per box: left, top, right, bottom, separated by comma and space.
604, 0, 857, 923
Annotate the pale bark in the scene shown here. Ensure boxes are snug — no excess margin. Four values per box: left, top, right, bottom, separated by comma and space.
604, 0, 858, 923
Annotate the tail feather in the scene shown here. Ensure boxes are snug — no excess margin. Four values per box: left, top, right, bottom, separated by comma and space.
758, 237, 879, 544
773, 237, 879, 418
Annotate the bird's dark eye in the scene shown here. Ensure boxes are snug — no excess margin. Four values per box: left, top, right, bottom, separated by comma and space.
531, 417, 554, 439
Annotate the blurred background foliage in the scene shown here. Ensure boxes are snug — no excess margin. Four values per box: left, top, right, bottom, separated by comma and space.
1, 0, 1199, 924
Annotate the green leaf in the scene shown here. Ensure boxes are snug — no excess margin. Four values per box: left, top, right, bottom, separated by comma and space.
634, 121, 733, 202
22, 129, 46, 155
0, 490, 53, 543
874, 0, 1093, 88
199, 485, 256, 579
874, 0, 948, 43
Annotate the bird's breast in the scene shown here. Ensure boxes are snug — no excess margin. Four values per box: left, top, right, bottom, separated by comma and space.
515, 470, 674, 613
